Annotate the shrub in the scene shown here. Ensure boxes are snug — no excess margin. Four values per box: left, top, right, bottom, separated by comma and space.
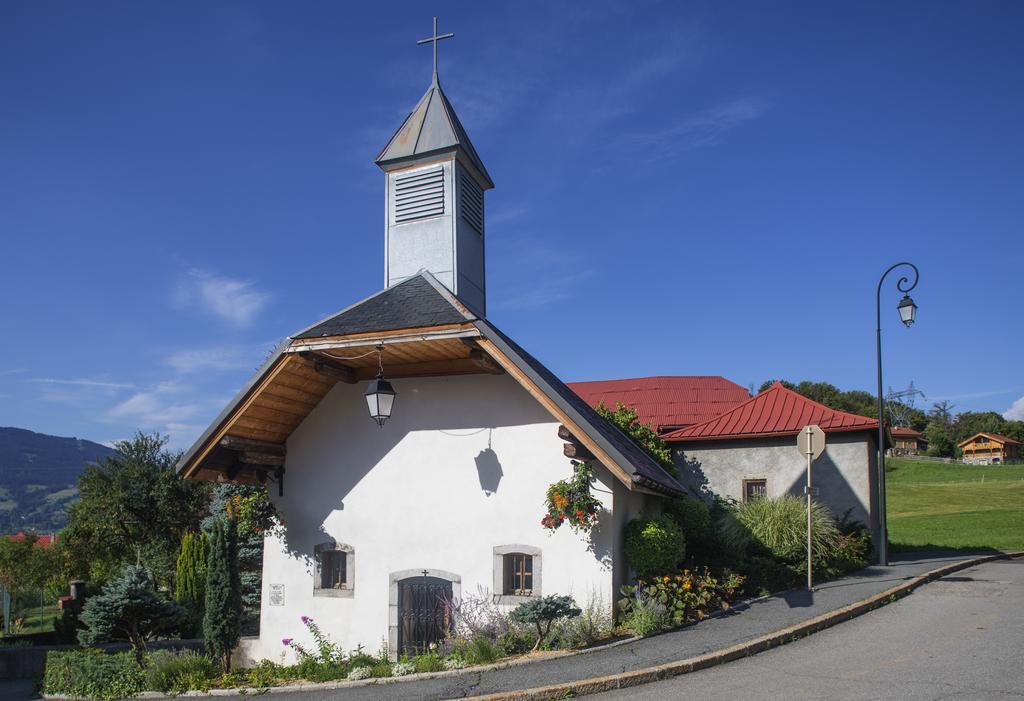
624, 515, 685, 579
392, 660, 416, 676
508, 595, 582, 651
144, 649, 218, 692
443, 657, 466, 670
204, 516, 241, 671
664, 498, 711, 555
717, 496, 840, 562
412, 651, 444, 673
348, 666, 372, 680
619, 588, 669, 636
551, 595, 613, 649
619, 568, 744, 629
464, 636, 501, 664
369, 661, 393, 677
283, 615, 344, 664
77, 565, 187, 662
44, 649, 144, 701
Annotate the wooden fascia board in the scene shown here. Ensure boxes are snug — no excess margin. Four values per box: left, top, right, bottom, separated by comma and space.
287, 324, 480, 352
179, 354, 295, 480
474, 337, 638, 493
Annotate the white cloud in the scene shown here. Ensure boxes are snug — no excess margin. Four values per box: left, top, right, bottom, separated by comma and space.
28, 378, 135, 389
1004, 396, 1024, 421
103, 382, 220, 449
166, 347, 256, 375
174, 268, 271, 327
623, 97, 771, 160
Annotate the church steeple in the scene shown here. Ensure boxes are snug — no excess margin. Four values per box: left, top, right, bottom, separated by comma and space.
376, 18, 493, 317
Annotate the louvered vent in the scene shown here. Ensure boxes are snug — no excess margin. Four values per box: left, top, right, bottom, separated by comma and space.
459, 171, 484, 234
394, 167, 445, 224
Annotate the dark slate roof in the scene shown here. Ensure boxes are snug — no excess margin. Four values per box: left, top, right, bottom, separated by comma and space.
292, 275, 474, 340
375, 78, 494, 189
475, 320, 686, 497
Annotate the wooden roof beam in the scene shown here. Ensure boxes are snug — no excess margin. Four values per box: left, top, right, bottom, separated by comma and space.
298, 351, 357, 384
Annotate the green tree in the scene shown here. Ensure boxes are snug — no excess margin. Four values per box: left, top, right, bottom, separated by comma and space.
924, 401, 957, 457
0, 533, 60, 598
203, 517, 241, 671
595, 403, 676, 476
63, 433, 211, 588
508, 595, 581, 651
77, 565, 186, 663
174, 532, 209, 635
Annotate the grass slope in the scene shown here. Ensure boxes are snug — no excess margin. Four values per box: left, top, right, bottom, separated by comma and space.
887, 458, 1024, 551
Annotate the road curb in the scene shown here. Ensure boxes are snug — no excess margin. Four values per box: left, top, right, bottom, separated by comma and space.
465, 551, 1024, 700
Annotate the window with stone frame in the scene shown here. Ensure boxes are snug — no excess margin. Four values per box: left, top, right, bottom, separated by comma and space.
743, 479, 767, 502
503, 553, 533, 595
314, 542, 354, 597
492, 545, 541, 603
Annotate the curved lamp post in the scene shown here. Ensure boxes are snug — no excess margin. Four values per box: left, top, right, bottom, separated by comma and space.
876, 262, 919, 566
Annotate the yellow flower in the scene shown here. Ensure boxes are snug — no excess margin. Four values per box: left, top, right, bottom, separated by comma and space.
683, 581, 692, 591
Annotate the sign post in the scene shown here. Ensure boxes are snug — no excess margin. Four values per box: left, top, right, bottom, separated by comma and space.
796, 425, 826, 591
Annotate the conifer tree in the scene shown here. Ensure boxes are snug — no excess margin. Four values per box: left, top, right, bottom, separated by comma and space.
203, 518, 241, 671
174, 532, 208, 635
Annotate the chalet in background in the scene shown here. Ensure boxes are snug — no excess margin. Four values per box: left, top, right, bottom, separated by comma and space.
958, 432, 1022, 465
890, 426, 928, 456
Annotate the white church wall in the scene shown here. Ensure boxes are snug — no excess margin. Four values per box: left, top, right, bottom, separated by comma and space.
245, 373, 629, 664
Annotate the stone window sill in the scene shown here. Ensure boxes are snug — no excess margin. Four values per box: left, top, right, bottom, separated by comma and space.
313, 587, 354, 598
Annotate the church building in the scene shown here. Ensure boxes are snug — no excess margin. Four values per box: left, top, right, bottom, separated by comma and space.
177, 29, 684, 664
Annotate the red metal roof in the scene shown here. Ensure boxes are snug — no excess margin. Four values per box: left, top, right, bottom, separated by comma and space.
891, 426, 924, 437
567, 376, 751, 433
662, 382, 879, 442
7, 532, 58, 547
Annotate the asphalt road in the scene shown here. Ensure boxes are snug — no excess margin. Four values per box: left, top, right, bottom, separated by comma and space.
592, 558, 1024, 701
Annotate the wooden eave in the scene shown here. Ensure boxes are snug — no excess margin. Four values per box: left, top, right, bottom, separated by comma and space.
179, 323, 490, 482
178, 318, 683, 499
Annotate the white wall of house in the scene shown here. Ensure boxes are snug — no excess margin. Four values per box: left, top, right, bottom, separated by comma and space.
672, 432, 880, 550
235, 373, 655, 665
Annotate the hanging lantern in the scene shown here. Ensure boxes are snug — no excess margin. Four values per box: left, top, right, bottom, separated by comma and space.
364, 344, 396, 427
897, 294, 917, 327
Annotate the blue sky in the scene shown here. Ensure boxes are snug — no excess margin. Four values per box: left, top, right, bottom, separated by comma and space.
1, 1, 1022, 449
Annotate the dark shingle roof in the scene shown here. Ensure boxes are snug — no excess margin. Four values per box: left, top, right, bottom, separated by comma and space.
293, 275, 473, 340
476, 320, 686, 497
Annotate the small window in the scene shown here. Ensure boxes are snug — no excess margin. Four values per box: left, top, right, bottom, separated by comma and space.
743, 479, 767, 502
503, 554, 533, 595
321, 551, 347, 589
493, 545, 541, 603
314, 542, 354, 597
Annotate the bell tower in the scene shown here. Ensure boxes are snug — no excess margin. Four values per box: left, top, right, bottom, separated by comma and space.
375, 18, 493, 318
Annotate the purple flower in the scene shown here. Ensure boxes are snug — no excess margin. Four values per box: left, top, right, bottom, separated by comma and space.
282, 638, 293, 646
301, 615, 312, 625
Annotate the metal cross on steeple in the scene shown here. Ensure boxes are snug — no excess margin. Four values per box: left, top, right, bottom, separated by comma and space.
417, 17, 454, 84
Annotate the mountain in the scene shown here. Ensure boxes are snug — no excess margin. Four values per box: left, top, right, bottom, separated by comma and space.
0, 427, 117, 533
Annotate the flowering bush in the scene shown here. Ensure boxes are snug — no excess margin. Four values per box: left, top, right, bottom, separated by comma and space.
283, 615, 343, 664
619, 568, 744, 630
224, 491, 284, 539
443, 657, 466, 671
347, 666, 372, 680
391, 661, 416, 676
541, 462, 602, 533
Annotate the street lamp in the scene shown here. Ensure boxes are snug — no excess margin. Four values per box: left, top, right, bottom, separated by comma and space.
876, 262, 920, 566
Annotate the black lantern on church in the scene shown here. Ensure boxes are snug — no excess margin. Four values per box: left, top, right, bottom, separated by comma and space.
365, 344, 397, 427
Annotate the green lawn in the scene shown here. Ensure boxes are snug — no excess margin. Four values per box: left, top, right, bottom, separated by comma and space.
886, 458, 1024, 552
1, 601, 59, 637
